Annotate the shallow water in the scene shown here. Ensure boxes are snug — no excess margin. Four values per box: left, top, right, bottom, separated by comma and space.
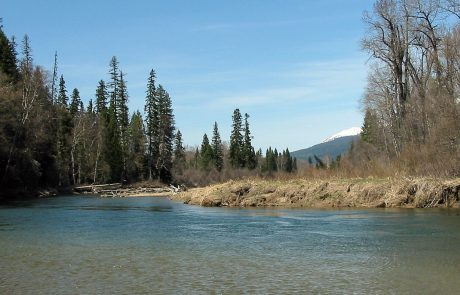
1, 196, 459, 294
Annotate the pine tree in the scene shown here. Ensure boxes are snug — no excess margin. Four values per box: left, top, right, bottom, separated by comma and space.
104, 103, 123, 181
173, 130, 186, 175
108, 56, 119, 116
118, 71, 129, 180
20, 35, 32, 75
243, 113, 257, 169
200, 133, 213, 170
57, 75, 68, 106
54, 74, 73, 186
229, 108, 244, 168
69, 88, 81, 116
156, 84, 175, 183
87, 99, 93, 114
361, 109, 378, 145
0, 25, 19, 82
118, 71, 129, 134
211, 122, 224, 172
193, 148, 200, 169
144, 69, 158, 180
264, 147, 277, 173
283, 148, 293, 173
95, 80, 108, 114
127, 111, 145, 181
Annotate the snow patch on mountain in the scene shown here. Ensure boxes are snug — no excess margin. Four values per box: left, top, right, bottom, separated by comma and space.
323, 127, 362, 143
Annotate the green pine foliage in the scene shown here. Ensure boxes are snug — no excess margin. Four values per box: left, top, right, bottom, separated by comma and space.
144, 69, 158, 180
104, 104, 123, 182
155, 85, 175, 182
173, 130, 186, 175
0, 25, 19, 83
361, 109, 378, 145
211, 122, 224, 172
126, 111, 145, 181
243, 113, 257, 169
95, 80, 108, 114
229, 108, 244, 168
200, 133, 213, 170
69, 88, 81, 116
57, 75, 68, 106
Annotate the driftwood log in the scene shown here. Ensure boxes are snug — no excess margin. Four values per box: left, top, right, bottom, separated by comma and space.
74, 183, 185, 198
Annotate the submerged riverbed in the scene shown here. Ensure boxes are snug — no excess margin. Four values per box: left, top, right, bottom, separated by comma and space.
1, 196, 459, 294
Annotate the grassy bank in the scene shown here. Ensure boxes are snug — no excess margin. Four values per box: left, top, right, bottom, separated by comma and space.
172, 178, 460, 208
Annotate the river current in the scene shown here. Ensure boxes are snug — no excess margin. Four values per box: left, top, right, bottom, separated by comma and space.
1, 196, 459, 294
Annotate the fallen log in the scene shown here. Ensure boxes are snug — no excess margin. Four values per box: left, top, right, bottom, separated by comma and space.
74, 183, 122, 193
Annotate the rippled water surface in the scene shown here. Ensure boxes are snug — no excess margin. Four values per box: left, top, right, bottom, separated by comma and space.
1, 196, 460, 294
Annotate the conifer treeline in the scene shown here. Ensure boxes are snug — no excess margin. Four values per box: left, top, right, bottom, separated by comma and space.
0, 24, 297, 198
190, 109, 297, 176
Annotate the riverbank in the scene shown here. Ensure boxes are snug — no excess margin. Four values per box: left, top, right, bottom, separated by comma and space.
171, 178, 460, 208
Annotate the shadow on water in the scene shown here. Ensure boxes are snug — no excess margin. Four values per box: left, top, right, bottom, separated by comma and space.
77, 205, 173, 213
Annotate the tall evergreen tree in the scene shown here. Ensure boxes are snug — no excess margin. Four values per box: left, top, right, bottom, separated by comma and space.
264, 147, 277, 173
144, 69, 158, 180
87, 99, 93, 114
243, 113, 257, 169
56, 81, 73, 186
69, 88, 81, 116
229, 108, 244, 168
200, 133, 213, 170
127, 111, 145, 181
20, 34, 32, 75
0, 25, 19, 82
361, 109, 378, 145
118, 71, 129, 133
173, 130, 186, 175
283, 148, 293, 173
118, 71, 129, 179
104, 103, 123, 181
156, 84, 175, 182
57, 75, 68, 106
108, 56, 119, 115
95, 80, 108, 114
211, 122, 224, 172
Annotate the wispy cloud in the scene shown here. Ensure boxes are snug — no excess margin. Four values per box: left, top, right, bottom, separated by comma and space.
180, 56, 368, 109
192, 19, 306, 32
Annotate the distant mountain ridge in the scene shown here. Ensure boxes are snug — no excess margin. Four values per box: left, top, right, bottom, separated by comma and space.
292, 127, 361, 162
322, 127, 361, 143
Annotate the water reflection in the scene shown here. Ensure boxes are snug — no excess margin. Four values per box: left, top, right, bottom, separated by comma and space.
0, 196, 459, 294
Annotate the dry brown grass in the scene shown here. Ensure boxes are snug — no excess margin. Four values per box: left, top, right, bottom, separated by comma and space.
172, 177, 460, 208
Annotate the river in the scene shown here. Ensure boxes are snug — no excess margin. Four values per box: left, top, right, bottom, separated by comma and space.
1, 196, 459, 294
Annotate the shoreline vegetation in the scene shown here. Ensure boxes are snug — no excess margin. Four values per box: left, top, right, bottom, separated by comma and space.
2, 2, 460, 203
171, 178, 460, 209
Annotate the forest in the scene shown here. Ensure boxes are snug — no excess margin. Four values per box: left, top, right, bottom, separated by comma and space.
0, 21, 296, 199
1, 0, 460, 199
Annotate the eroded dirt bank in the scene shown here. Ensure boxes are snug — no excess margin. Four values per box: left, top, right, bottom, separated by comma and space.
172, 178, 460, 208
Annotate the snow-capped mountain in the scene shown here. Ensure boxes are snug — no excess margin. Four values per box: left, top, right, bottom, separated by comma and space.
291, 127, 362, 163
322, 127, 362, 143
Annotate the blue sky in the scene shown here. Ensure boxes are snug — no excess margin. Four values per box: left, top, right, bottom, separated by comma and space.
2, 0, 374, 151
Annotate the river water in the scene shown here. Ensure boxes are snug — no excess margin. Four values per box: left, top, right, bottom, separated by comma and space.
0, 196, 459, 294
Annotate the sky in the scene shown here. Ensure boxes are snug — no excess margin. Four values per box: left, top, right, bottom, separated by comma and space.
2, 0, 374, 151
